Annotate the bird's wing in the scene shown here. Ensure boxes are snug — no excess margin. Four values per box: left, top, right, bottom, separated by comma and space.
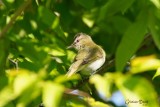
66, 59, 84, 77
66, 49, 89, 77
81, 47, 102, 65
66, 47, 103, 77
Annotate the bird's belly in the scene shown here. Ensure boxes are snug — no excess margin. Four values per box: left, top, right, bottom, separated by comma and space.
80, 57, 105, 75
88, 58, 105, 71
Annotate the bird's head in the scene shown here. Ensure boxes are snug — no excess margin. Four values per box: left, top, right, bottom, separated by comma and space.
67, 33, 93, 50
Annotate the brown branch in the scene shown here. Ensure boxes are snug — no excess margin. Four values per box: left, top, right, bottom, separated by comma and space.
98, 58, 115, 74
64, 88, 91, 98
0, 0, 32, 39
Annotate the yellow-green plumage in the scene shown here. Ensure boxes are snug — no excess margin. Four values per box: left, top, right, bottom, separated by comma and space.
66, 33, 106, 77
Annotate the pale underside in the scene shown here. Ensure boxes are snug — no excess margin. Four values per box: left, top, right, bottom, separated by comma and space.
80, 57, 105, 75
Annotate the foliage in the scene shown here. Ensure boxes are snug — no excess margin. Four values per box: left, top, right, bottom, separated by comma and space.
0, 0, 160, 107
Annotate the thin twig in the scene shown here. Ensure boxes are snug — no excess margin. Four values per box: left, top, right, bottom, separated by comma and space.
0, 0, 32, 39
8, 58, 19, 71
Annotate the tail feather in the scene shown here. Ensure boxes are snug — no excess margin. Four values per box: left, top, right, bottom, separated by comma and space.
66, 69, 76, 78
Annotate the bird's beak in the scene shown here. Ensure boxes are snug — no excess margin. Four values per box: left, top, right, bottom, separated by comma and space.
67, 43, 74, 49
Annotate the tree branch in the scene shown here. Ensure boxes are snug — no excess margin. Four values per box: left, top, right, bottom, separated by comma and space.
0, 0, 32, 39
64, 88, 91, 98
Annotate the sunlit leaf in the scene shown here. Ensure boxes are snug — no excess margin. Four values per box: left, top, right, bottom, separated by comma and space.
0, 86, 16, 107
15, 78, 42, 107
16, 88, 41, 107
42, 82, 64, 107
90, 74, 112, 100
12, 69, 38, 96
85, 97, 111, 107
82, 16, 94, 28
50, 49, 66, 56
1, 0, 160, 106
54, 75, 80, 83
150, 0, 160, 9
130, 55, 160, 73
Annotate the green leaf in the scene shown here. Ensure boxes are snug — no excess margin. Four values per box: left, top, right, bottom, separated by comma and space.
111, 16, 132, 34
116, 75, 159, 107
0, 76, 8, 90
153, 67, 160, 79
42, 82, 64, 107
17, 40, 48, 66
75, 0, 95, 9
98, 0, 135, 21
54, 26, 67, 45
116, 10, 148, 71
38, 6, 59, 29
148, 11, 160, 49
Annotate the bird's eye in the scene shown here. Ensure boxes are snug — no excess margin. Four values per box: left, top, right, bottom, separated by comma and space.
76, 40, 79, 42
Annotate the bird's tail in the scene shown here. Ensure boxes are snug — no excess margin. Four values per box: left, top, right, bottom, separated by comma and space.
65, 60, 83, 78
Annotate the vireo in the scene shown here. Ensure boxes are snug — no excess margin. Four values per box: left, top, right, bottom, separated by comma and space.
66, 33, 106, 77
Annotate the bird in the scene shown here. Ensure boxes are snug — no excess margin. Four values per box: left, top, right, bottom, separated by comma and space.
66, 33, 106, 78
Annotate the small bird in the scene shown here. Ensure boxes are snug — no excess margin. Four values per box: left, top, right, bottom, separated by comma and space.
66, 33, 106, 78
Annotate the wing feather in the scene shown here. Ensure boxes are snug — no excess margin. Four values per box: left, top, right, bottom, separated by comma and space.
66, 60, 83, 77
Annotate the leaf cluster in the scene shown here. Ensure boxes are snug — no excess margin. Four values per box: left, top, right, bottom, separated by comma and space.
0, 0, 160, 107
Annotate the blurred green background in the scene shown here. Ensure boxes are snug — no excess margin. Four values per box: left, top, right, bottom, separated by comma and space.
0, 0, 160, 107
